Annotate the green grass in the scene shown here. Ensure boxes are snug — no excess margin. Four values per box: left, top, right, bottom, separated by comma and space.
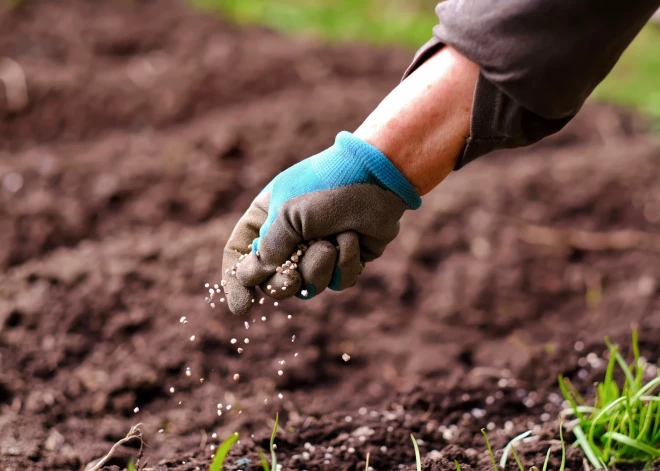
560, 329, 660, 468
259, 413, 279, 471
593, 25, 660, 119
192, 0, 437, 49
192, 0, 660, 118
410, 434, 422, 471
415, 426, 565, 471
209, 432, 240, 471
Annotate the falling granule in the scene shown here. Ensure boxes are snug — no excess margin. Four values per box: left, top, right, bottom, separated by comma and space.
244, 321, 250, 330
217, 410, 222, 416
301, 290, 308, 297
226, 405, 232, 410
179, 401, 182, 405
294, 353, 299, 357
244, 338, 250, 344
278, 393, 283, 399
264, 399, 268, 405
212, 433, 217, 439
185, 368, 191, 377
237, 348, 243, 353
208, 288, 214, 294
169, 387, 175, 393
274, 302, 279, 307
210, 303, 215, 308
287, 315, 292, 319
279, 360, 285, 365
233, 374, 240, 381
159, 429, 164, 434
220, 298, 225, 303
190, 335, 196, 341
217, 403, 222, 408
278, 370, 283, 376
342, 353, 351, 362
221, 280, 227, 287
200, 378, 204, 384
179, 316, 187, 324
291, 335, 296, 342
267, 285, 272, 290
261, 316, 267, 321
134, 407, 140, 413
210, 445, 216, 451
205, 283, 210, 288
270, 289, 276, 294
231, 338, 237, 344
259, 298, 265, 305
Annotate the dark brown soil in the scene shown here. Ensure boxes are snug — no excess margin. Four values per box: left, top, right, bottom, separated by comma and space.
1, 1, 659, 471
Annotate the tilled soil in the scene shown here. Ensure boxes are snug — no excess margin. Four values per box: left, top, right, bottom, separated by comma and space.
1, 1, 660, 471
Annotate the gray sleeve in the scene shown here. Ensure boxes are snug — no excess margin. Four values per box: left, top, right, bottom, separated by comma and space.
403, 0, 660, 169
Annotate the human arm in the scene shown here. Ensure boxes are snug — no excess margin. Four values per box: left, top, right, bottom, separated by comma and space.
221, 46, 478, 315
222, 0, 660, 315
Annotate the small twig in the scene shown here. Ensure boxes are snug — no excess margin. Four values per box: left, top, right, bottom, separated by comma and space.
86, 424, 144, 471
199, 429, 208, 451
518, 224, 660, 253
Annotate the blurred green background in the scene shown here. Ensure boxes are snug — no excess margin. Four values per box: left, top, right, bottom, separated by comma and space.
193, 0, 660, 119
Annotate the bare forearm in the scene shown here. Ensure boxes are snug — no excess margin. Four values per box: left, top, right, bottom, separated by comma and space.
355, 46, 479, 195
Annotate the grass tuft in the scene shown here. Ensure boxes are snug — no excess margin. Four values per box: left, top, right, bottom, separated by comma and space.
560, 329, 660, 467
492, 423, 566, 471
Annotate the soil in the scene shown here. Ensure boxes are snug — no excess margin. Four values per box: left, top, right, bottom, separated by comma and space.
1, 1, 660, 471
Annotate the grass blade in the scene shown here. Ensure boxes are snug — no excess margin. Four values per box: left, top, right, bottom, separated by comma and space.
499, 431, 531, 468
411, 434, 422, 471
481, 429, 500, 471
210, 432, 239, 471
573, 424, 604, 469
631, 377, 660, 404
559, 420, 566, 471
454, 460, 462, 471
259, 451, 270, 471
541, 447, 551, 471
509, 445, 525, 471
365, 452, 370, 471
611, 346, 638, 393
604, 432, 660, 458
559, 376, 585, 421
270, 413, 279, 471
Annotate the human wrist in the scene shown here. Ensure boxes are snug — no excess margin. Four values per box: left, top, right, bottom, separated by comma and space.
354, 46, 478, 196
333, 132, 421, 209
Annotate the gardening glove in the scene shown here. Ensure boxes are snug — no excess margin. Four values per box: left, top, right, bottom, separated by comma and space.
222, 131, 421, 316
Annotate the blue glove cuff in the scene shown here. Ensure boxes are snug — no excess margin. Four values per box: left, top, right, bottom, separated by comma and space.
334, 131, 422, 209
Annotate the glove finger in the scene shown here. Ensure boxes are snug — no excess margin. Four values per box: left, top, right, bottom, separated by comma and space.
222, 250, 256, 316
222, 193, 269, 315
328, 231, 362, 291
236, 201, 303, 287
296, 240, 337, 299
259, 268, 302, 300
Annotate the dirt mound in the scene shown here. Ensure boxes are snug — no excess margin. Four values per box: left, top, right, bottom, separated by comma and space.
1, 1, 660, 470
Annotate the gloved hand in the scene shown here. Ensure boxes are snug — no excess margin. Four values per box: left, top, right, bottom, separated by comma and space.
222, 131, 421, 315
